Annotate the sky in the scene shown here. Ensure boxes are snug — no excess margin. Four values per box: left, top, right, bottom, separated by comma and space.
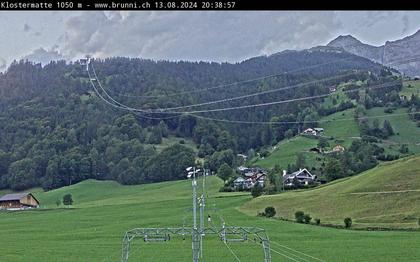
0, 11, 419, 70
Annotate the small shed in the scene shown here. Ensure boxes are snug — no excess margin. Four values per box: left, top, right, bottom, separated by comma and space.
0, 192, 40, 210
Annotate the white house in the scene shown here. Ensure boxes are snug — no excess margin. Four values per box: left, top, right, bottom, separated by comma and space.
302, 128, 325, 136
302, 128, 317, 136
283, 168, 316, 187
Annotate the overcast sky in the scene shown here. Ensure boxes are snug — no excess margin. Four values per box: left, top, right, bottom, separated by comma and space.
0, 11, 419, 70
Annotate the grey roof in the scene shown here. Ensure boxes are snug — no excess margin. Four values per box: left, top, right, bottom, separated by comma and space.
283, 169, 313, 180
0, 192, 31, 201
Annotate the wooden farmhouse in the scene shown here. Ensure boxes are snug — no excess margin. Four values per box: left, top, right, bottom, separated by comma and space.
0, 192, 40, 210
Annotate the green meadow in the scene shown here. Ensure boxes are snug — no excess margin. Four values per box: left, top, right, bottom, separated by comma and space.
249, 108, 360, 170
242, 155, 420, 229
0, 170, 420, 261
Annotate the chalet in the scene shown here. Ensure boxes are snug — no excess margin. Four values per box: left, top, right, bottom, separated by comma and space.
283, 168, 317, 187
302, 128, 324, 136
237, 166, 250, 174
302, 128, 317, 136
233, 167, 267, 190
0, 192, 40, 210
313, 128, 324, 134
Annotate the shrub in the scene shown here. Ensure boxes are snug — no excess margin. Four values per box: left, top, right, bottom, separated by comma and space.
63, 193, 73, 207
344, 217, 352, 228
295, 211, 305, 223
264, 206, 276, 218
303, 214, 312, 224
260, 150, 271, 158
418, 218, 420, 226
399, 144, 409, 154
219, 186, 233, 192
384, 107, 395, 114
251, 184, 263, 198
315, 218, 321, 225
179, 140, 185, 144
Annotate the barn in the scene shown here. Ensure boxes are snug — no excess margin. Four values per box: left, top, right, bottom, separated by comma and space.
0, 192, 40, 210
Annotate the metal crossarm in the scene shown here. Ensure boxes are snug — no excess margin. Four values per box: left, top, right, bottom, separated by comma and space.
121, 226, 271, 262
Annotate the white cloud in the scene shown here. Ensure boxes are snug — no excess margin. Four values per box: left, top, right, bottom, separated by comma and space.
60, 11, 342, 62
21, 47, 63, 65
0, 57, 6, 70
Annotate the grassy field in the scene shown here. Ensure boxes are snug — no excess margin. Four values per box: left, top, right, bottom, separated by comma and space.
1, 171, 420, 261
241, 155, 420, 229
401, 80, 420, 98
249, 108, 360, 170
365, 107, 420, 154
152, 136, 198, 153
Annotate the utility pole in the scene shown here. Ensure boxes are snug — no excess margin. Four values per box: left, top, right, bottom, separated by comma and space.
199, 169, 207, 258
188, 166, 200, 262
192, 167, 197, 230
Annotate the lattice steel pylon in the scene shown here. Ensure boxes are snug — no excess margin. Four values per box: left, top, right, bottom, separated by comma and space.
120, 168, 272, 262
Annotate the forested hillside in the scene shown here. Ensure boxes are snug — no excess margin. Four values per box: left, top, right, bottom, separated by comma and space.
0, 47, 412, 191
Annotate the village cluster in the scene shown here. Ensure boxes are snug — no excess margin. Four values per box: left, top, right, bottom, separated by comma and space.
232, 166, 317, 191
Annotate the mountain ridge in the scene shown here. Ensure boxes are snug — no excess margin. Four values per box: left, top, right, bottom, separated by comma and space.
327, 30, 420, 77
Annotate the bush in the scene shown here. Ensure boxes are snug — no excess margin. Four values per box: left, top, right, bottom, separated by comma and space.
344, 217, 352, 228
303, 214, 312, 224
179, 140, 185, 144
418, 218, 420, 226
63, 193, 73, 207
219, 186, 233, 192
251, 184, 263, 198
384, 107, 395, 114
260, 150, 271, 158
315, 218, 321, 225
295, 211, 305, 223
399, 144, 409, 154
264, 206, 276, 218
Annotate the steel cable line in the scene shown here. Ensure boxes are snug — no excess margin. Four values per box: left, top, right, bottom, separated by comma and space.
270, 241, 326, 262
269, 247, 302, 262
87, 62, 181, 120
91, 73, 420, 126
98, 56, 358, 99
190, 110, 420, 125
159, 72, 356, 111
90, 60, 400, 115
223, 240, 242, 262
91, 71, 420, 125
89, 55, 420, 115
94, 38, 420, 99
90, 60, 358, 113
268, 247, 311, 262
176, 80, 401, 114
89, 57, 420, 124
256, 242, 304, 262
